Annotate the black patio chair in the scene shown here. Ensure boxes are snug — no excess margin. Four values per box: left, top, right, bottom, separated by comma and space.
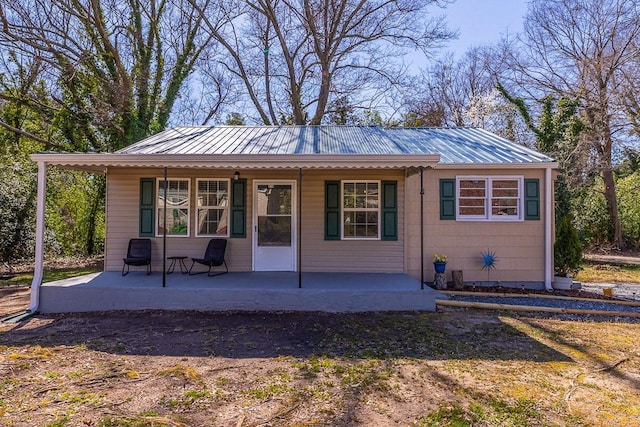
189, 238, 228, 277
122, 238, 152, 276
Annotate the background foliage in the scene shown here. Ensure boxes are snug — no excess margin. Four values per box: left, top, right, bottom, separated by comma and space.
1, 0, 640, 263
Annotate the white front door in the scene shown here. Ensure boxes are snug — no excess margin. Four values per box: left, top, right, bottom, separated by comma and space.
253, 180, 296, 271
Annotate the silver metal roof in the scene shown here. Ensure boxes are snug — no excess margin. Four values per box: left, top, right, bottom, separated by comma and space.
116, 126, 554, 164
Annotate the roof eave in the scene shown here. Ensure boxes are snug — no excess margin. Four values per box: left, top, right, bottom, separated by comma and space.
31, 152, 442, 171
435, 161, 559, 169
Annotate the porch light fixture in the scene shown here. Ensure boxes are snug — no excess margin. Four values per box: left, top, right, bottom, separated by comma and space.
234, 171, 240, 181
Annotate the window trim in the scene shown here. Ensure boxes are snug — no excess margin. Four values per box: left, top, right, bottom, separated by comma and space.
195, 178, 231, 238
456, 176, 524, 221
156, 178, 191, 237
341, 180, 381, 240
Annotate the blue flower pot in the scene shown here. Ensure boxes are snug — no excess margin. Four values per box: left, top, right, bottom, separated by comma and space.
434, 262, 446, 273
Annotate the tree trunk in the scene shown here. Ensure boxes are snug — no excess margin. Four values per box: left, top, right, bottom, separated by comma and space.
596, 101, 623, 249
601, 166, 623, 248
85, 176, 106, 256
310, 68, 330, 125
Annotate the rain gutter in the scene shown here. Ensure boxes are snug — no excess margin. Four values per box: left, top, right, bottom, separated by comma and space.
545, 166, 553, 291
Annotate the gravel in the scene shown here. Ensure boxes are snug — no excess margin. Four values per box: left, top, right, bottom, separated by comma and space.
441, 282, 640, 322
578, 282, 640, 301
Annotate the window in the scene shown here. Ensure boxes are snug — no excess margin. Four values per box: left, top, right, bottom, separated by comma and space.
491, 179, 519, 217
196, 179, 230, 237
342, 181, 380, 239
457, 176, 522, 221
458, 179, 486, 218
157, 179, 190, 236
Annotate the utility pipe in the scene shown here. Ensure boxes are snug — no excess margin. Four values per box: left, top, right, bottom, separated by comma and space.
28, 161, 47, 312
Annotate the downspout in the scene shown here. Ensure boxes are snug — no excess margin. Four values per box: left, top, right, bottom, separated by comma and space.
28, 161, 47, 312
544, 166, 553, 291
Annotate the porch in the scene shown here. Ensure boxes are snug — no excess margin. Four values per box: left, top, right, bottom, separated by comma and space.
38, 272, 443, 313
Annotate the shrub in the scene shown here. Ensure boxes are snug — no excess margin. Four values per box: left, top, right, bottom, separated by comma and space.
554, 214, 582, 276
617, 172, 640, 249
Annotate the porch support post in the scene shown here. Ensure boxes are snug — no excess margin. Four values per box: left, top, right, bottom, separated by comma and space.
162, 167, 167, 287
298, 167, 302, 288
420, 167, 425, 289
544, 166, 553, 291
28, 161, 47, 312
420, 166, 424, 289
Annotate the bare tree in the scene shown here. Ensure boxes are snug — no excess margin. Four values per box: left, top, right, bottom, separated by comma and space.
0, 0, 217, 256
621, 37, 640, 137
508, 0, 640, 248
404, 45, 530, 143
191, 0, 454, 125
0, 0, 214, 149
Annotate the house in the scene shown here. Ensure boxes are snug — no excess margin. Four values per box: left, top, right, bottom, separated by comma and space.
28, 126, 557, 313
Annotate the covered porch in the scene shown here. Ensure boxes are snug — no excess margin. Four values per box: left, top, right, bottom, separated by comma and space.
38, 272, 443, 313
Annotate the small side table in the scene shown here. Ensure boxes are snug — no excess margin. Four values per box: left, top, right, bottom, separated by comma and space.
167, 256, 188, 274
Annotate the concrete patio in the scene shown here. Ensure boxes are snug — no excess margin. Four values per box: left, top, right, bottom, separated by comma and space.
38, 272, 443, 313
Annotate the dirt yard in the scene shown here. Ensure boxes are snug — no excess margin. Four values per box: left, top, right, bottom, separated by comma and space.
1, 287, 639, 427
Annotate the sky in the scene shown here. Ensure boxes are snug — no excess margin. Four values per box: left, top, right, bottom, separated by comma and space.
440, 0, 529, 57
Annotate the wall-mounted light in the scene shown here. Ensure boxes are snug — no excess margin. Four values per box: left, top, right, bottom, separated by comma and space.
234, 171, 240, 181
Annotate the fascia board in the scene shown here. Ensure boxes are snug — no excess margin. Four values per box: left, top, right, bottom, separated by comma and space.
434, 162, 559, 170
31, 153, 442, 169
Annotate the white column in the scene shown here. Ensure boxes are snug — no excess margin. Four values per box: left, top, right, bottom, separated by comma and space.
29, 161, 47, 312
544, 166, 553, 291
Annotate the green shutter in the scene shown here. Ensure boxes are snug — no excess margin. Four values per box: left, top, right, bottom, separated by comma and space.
381, 180, 397, 240
524, 179, 540, 220
230, 178, 247, 238
325, 181, 340, 240
139, 178, 156, 236
440, 179, 456, 220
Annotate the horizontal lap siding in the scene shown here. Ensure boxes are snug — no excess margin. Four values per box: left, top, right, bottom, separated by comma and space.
106, 168, 254, 272
301, 170, 404, 273
105, 168, 404, 274
404, 168, 547, 283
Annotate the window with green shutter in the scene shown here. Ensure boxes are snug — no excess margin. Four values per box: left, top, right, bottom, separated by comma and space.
230, 178, 247, 238
440, 179, 456, 220
139, 178, 156, 236
524, 178, 540, 220
326, 180, 397, 240
381, 180, 397, 240
453, 175, 531, 221
324, 181, 340, 240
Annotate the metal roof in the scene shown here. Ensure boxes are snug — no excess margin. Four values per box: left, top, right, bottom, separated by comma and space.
116, 125, 554, 165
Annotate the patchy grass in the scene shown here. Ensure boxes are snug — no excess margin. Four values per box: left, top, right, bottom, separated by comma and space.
1, 265, 102, 287
1, 299, 639, 426
577, 260, 640, 283
157, 364, 203, 385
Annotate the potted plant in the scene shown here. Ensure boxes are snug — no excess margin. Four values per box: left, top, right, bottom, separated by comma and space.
553, 214, 582, 290
433, 253, 447, 273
